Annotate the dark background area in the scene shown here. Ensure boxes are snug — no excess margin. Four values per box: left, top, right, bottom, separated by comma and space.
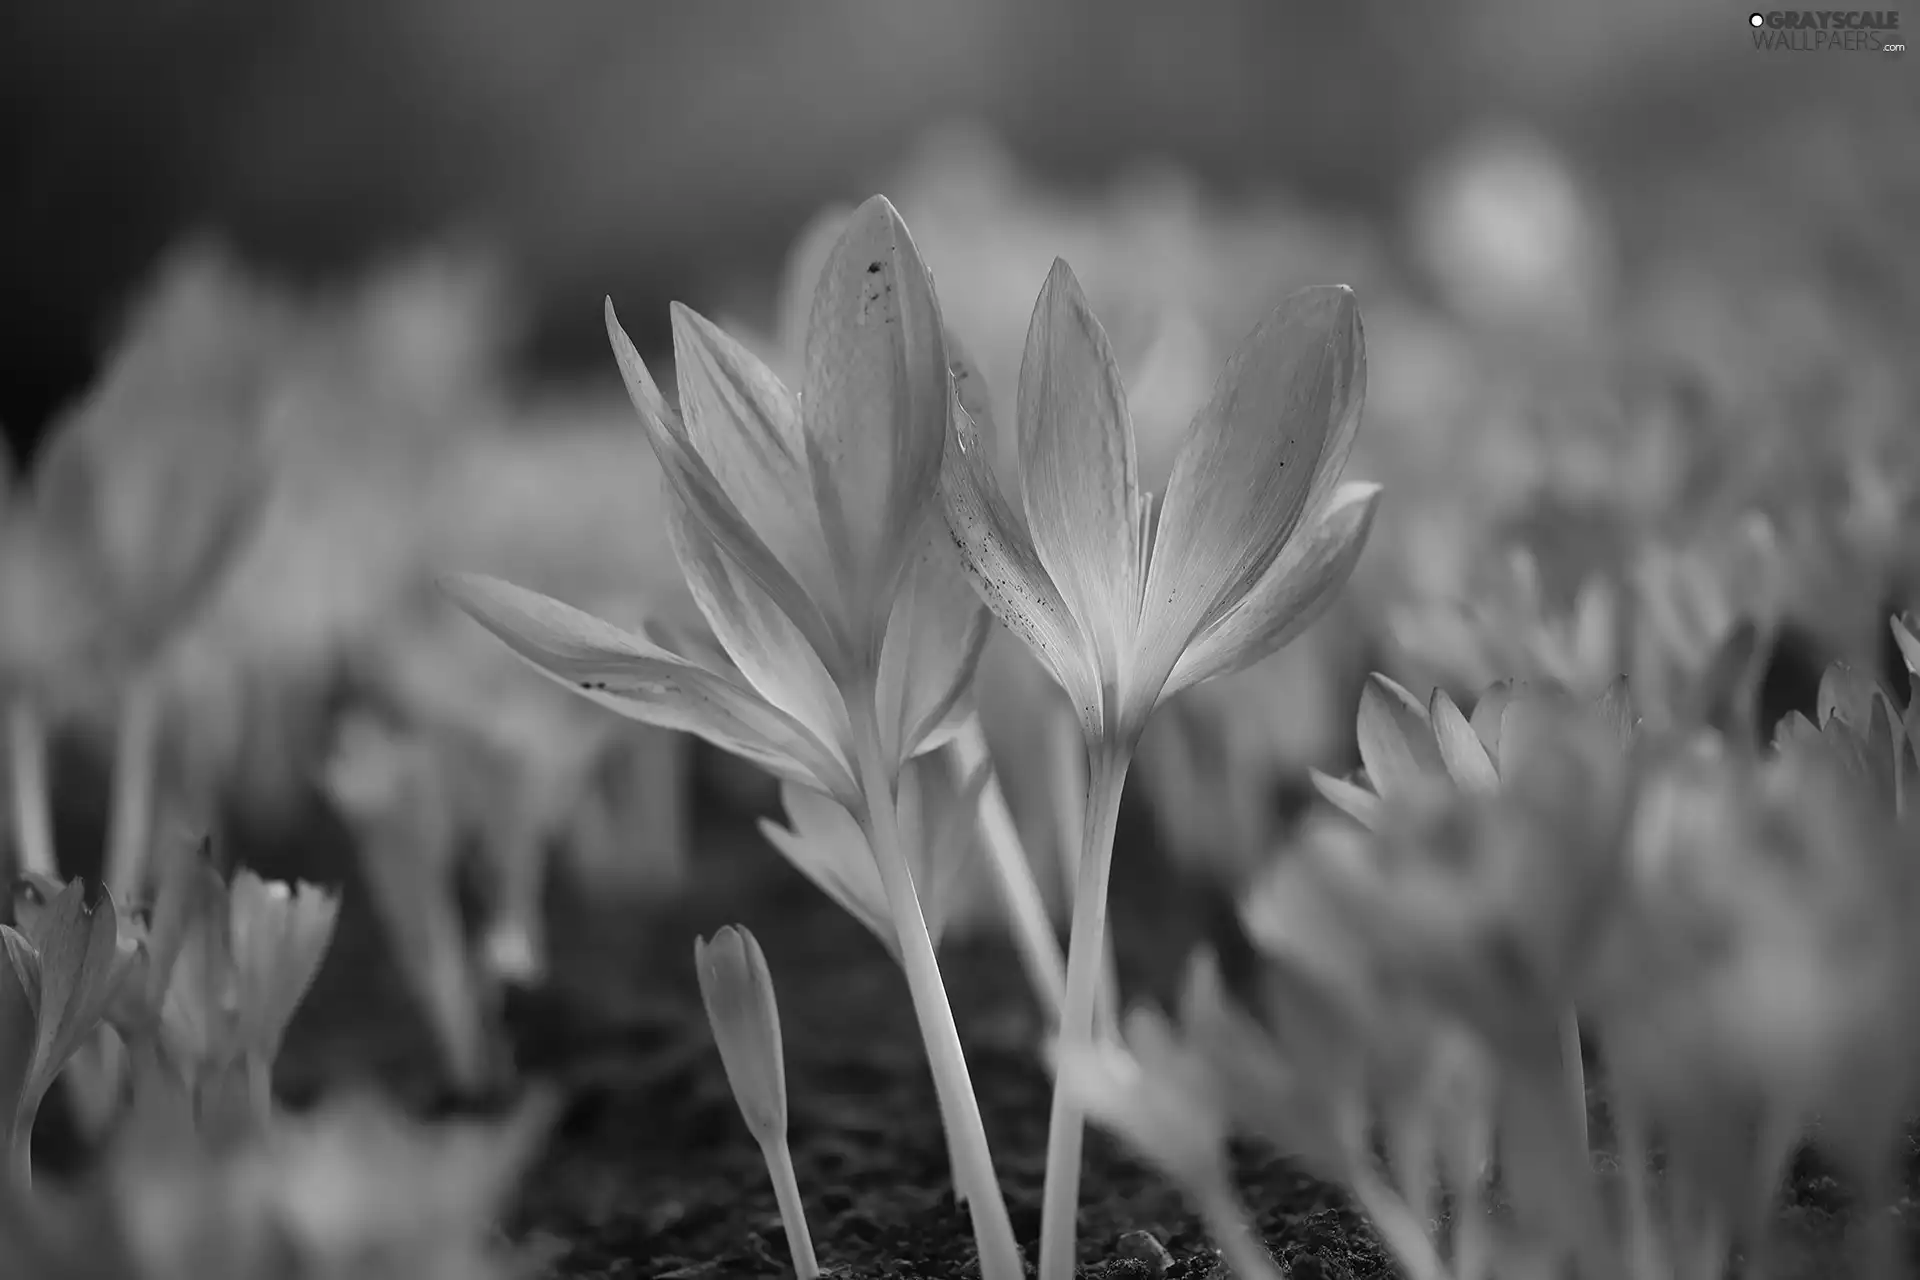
5, 0, 1902, 449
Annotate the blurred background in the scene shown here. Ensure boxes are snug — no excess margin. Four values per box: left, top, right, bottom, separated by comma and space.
5, 0, 1913, 435
2, 0, 1918, 1089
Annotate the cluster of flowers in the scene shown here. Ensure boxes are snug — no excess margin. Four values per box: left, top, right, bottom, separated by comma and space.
452, 194, 1374, 1278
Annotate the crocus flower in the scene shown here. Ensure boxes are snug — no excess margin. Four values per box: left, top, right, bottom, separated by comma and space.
321, 713, 495, 1095
446, 196, 1021, 1279
0, 396, 267, 897
227, 872, 340, 1102
1772, 662, 1917, 819
941, 260, 1376, 750
1, 878, 138, 1186
1311, 674, 1638, 828
694, 926, 817, 1280
444, 195, 989, 809
99, 839, 341, 1133
940, 258, 1374, 1279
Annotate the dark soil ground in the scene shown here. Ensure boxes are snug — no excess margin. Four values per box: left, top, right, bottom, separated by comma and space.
30, 739, 1920, 1279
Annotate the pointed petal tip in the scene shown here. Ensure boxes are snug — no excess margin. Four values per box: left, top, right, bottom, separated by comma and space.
604, 296, 633, 347
844, 193, 911, 243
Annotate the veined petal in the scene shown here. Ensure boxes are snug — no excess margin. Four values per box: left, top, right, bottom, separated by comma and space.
875, 521, 993, 768
442, 573, 856, 801
940, 393, 1103, 739
669, 305, 839, 610
1162, 482, 1380, 696
1356, 674, 1447, 803
607, 301, 847, 674
1429, 688, 1499, 793
1135, 287, 1366, 717
662, 482, 853, 764
1017, 260, 1141, 684
800, 196, 950, 648
1310, 768, 1384, 830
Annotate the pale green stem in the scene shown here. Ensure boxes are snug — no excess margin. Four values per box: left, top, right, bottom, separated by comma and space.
849, 690, 1024, 1280
104, 677, 162, 902
6, 1102, 32, 1192
7, 699, 55, 880
1046, 707, 1120, 1036
1193, 1168, 1285, 1280
246, 1053, 274, 1130
762, 1137, 820, 1280
1612, 1095, 1668, 1280
1451, 1118, 1493, 1280
1038, 743, 1132, 1280
1349, 1166, 1452, 1280
1388, 1114, 1438, 1247
1560, 1008, 1589, 1160
951, 717, 1066, 1023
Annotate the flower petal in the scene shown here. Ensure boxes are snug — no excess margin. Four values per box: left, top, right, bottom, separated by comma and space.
800, 196, 950, 642
1430, 689, 1499, 793
1163, 482, 1380, 695
1016, 259, 1141, 684
662, 480, 852, 763
759, 784, 892, 952
875, 524, 993, 768
914, 750, 994, 946
693, 925, 787, 1143
18, 880, 126, 1094
1309, 768, 1384, 830
939, 390, 1102, 739
1469, 682, 1513, 757
1892, 615, 1920, 682
607, 301, 846, 673
1355, 674, 1447, 803
669, 305, 840, 612
1135, 287, 1366, 711
442, 573, 855, 801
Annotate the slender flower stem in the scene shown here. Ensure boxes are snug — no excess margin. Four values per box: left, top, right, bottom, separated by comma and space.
1038, 743, 1133, 1280
1559, 1008, 1589, 1158
1348, 1168, 1451, 1280
1191, 1167, 1285, 1280
104, 678, 162, 902
1045, 706, 1121, 1035
7, 1097, 37, 1192
763, 1137, 820, 1280
246, 1054, 275, 1131
848, 689, 1024, 1280
951, 717, 1066, 1023
7, 699, 55, 880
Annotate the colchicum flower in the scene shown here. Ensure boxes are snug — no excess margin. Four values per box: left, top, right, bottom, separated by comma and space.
1772, 660, 1918, 820
694, 925, 818, 1280
1311, 673, 1638, 828
444, 195, 989, 808
88, 839, 341, 1136
942, 260, 1376, 750
1, 877, 138, 1187
320, 713, 496, 1094
939, 257, 1374, 1278
444, 195, 1023, 1278
0, 397, 267, 899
